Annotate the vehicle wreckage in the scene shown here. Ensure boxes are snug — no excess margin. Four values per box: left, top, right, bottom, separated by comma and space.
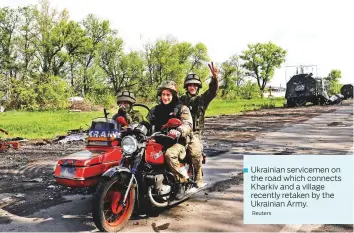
340, 84, 353, 99
285, 72, 330, 107
0, 128, 20, 153
285, 71, 346, 107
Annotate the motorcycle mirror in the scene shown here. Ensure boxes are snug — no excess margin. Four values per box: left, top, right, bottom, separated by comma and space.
116, 116, 128, 127
161, 118, 182, 130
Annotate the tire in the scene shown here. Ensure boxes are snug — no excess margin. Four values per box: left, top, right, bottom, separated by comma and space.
92, 175, 135, 232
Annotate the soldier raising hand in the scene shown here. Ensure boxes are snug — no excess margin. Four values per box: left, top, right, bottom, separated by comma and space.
180, 61, 219, 188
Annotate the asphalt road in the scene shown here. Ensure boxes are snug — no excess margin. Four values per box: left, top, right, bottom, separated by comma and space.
0, 102, 353, 232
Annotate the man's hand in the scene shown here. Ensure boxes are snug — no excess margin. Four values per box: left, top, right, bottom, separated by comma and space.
118, 104, 127, 112
208, 61, 219, 80
168, 129, 181, 139
118, 106, 128, 116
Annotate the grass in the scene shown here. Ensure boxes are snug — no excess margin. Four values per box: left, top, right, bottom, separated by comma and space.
0, 97, 285, 140
0, 110, 103, 140
205, 97, 285, 117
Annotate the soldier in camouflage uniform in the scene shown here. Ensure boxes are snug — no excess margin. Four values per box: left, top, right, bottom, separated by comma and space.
112, 91, 144, 125
180, 62, 219, 188
147, 80, 193, 199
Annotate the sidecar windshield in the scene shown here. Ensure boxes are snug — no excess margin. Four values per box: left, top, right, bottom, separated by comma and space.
88, 118, 122, 139
90, 118, 118, 131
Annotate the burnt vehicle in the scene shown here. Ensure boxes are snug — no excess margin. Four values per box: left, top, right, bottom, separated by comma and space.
340, 84, 353, 99
285, 73, 330, 107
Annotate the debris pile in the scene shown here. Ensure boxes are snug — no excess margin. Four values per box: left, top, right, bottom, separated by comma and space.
52, 128, 88, 144
328, 94, 344, 105
68, 97, 103, 112
0, 128, 21, 153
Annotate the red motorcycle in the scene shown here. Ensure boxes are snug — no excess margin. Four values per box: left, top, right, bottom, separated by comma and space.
53, 109, 125, 188
91, 104, 206, 232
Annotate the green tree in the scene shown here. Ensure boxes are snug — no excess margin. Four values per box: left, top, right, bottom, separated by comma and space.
17, 5, 37, 77
140, 38, 209, 100
99, 36, 144, 95
220, 55, 246, 98
0, 6, 20, 78
239, 80, 261, 99
63, 20, 89, 88
240, 42, 287, 97
325, 69, 342, 95
79, 14, 114, 96
32, 0, 70, 77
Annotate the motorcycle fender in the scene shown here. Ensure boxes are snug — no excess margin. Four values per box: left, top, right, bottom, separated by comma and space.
102, 166, 131, 178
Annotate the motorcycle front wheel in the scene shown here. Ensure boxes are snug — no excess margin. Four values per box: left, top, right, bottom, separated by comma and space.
92, 175, 135, 232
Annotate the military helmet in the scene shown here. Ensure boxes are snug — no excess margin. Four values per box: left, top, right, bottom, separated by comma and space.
157, 80, 177, 96
184, 72, 202, 88
116, 90, 136, 104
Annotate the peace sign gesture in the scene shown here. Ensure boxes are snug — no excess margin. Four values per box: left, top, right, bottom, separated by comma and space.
208, 61, 219, 80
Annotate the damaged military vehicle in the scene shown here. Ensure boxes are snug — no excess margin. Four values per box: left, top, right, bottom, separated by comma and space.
340, 84, 353, 99
285, 73, 330, 107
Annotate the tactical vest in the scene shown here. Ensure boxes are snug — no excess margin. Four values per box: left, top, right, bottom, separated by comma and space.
180, 95, 206, 136
112, 109, 142, 124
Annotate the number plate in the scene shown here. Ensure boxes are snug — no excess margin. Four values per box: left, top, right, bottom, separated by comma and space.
60, 166, 75, 178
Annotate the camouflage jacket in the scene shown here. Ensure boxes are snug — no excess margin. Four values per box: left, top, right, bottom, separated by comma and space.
180, 77, 218, 137
112, 109, 144, 125
146, 100, 193, 143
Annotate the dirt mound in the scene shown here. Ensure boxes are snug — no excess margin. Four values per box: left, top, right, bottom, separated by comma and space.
69, 101, 103, 112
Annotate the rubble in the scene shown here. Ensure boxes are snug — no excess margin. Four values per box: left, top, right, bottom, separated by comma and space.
23, 178, 44, 183
0, 128, 21, 153
57, 133, 87, 144
328, 94, 344, 105
52, 128, 88, 144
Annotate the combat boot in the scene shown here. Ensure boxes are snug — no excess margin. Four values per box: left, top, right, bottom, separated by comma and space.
195, 167, 207, 188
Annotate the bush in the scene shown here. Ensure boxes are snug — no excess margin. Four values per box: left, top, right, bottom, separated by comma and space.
85, 90, 116, 110
36, 76, 72, 110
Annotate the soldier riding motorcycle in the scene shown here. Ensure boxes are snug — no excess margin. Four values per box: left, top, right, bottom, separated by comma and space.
91, 104, 206, 232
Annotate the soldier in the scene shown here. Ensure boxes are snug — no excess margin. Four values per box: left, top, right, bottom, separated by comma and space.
147, 80, 193, 199
112, 91, 144, 125
180, 62, 219, 188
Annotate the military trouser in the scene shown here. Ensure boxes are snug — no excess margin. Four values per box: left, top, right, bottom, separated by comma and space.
187, 133, 204, 187
165, 143, 187, 183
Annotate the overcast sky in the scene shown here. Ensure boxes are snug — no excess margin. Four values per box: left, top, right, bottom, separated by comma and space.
1, 0, 353, 87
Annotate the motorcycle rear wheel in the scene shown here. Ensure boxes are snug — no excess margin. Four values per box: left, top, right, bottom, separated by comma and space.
92, 175, 135, 232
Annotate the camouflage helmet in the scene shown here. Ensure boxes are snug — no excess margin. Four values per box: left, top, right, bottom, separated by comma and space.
116, 90, 136, 104
157, 80, 177, 96
184, 72, 202, 88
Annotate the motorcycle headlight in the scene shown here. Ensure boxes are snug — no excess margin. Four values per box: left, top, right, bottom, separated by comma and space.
121, 136, 138, 154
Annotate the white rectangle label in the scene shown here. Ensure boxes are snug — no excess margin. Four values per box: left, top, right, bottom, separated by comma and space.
243, 155, 353, 224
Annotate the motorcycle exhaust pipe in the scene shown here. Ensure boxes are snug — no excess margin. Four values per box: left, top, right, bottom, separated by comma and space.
148, 186, 168, 208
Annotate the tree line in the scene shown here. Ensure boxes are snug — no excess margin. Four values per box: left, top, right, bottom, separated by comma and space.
0, 0, 341, 111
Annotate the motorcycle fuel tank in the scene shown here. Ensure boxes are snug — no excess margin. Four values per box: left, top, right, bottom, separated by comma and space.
145, 141, 165, 165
